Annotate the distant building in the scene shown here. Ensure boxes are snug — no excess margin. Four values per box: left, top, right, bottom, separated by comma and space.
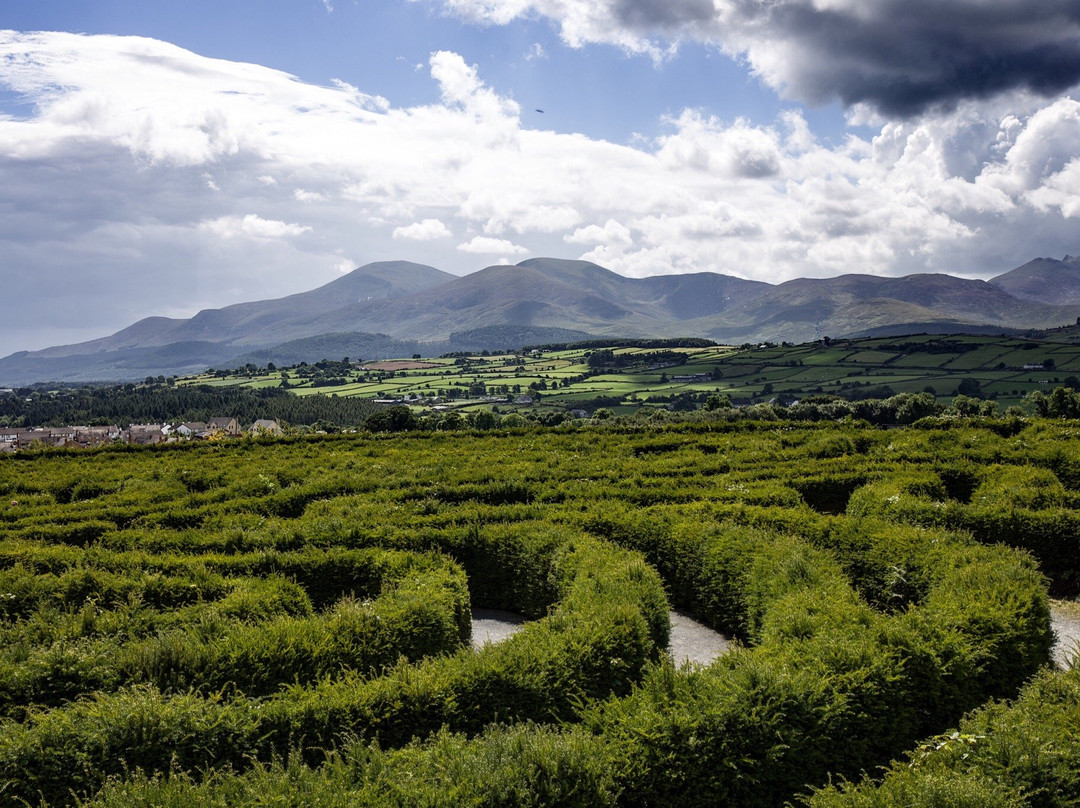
249, 419, 282, 435
671, 374, 710, 383
176, 422, 209, 438
9, 428, 70, 449
126, 424, 167, 445
207, 417, 242, 437
69, 425, 120, 447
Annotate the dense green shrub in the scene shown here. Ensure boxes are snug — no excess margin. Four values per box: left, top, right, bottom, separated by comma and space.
85, 724, 617, 808
808, 665, 1080, 808
0, 420, 1069, 806
0, 526, 666, 805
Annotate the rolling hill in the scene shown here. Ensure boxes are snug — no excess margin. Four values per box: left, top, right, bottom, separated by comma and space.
988, 255, 1080, 305
3, 255, 1080, 386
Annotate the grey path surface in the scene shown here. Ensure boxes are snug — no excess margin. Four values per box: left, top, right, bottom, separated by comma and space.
1052, 604, 1080, 669
668, 610, 731, 666
472, 606, 1080, 670
470, 608, 528, 648
469, 608, 730, 663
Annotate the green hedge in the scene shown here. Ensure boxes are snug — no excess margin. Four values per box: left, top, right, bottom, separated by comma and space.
578, 517, 1050, 806
808, 664, 1080, 808
84, 724, 617, 808
0, 423, 1069, 807
847, 469, 1080, 594
0, 547, 469, 718
0, 526, 667, 806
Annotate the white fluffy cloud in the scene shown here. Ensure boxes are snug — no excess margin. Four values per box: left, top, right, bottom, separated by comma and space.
457, 236, 530, 254
200, 214, 312, 240
393, 218, 454, 240
0, 30, 1079, 355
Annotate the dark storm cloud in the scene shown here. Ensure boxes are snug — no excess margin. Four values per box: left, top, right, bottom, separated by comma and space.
613, 0, 717, 30
435, 0, 1080, 114
732, 0, 1080, 116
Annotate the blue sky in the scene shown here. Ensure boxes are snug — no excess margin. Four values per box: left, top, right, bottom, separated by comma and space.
2, 0, 1080, 355
2, 0, 854, 144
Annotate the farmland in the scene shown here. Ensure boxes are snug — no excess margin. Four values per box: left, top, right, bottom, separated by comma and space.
183, 333, 1080, 416
1, 415, 1079, 805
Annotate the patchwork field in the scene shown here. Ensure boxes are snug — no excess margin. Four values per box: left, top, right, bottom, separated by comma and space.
181, 334, 1080, 416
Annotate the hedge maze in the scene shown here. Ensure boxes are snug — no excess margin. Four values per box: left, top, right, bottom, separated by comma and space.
0, 419, 1077, 806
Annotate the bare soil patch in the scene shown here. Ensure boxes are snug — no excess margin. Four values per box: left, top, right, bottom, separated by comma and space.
471, 606, 1078, 670
470, 608, 528, 648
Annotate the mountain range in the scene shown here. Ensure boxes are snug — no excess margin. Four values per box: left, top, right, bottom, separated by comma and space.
4, 255, 1080, 386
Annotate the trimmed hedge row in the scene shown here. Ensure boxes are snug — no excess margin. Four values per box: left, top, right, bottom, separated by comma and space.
847, 468, 1080, 594
808, 663, 1080, 808
48, 516, 1054, 808
0, 423, 1071, 807
575, 514, 1051, 806
85, 724, 618, 808
0, 546, 469, 718
0, 526, 667, 806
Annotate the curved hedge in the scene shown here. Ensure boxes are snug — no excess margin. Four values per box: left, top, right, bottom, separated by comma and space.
0, 422, 1069, 806
576, 517, 1051, 807
808, 663, 1080, 808
0, 545, 469, 722
847, 467, 1080, 594
0, 526, 666, 806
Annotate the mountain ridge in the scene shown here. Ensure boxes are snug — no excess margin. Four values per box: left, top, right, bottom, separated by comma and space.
4, 255, 1080, 386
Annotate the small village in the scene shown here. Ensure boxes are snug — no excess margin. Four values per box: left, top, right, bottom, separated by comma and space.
0, 417, 282, 453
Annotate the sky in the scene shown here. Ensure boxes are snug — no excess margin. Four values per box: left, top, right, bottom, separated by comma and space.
2, 0, 1080, 356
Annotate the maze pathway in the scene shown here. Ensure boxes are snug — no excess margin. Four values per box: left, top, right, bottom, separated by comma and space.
473, 607, 1078, 669
1053, 604, 1080, 669
470, 608, 730, 665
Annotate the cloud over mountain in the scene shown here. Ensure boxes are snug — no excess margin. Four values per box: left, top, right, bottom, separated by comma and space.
0, 28, 1079, 357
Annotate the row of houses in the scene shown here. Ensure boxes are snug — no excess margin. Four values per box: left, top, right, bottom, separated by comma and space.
0, 418, 282, 453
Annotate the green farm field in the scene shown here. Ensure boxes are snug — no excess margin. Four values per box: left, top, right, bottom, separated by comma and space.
1, 416, 1080, 806
182, 334, 1080, 416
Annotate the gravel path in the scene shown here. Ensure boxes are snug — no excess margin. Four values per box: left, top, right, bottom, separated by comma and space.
469, 608, 730, 662
473, 606, 1080, 670
470, 608, 528, 648
668, 610, 731, 666
1052, 603, 1080, 669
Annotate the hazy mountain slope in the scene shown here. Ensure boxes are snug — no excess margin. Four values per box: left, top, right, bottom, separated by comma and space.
686, 273, 1080, 343
0, 342, 243, 385
5, 255, 1080, 386
303, 259, 770, 340
31, 261, 454, 358
989, 255, 1080, 305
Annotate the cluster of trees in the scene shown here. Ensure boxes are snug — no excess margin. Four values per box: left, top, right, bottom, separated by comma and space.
1028, 386, 1080, 418
0, 384, 378, 429
585, 349, 689, 370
